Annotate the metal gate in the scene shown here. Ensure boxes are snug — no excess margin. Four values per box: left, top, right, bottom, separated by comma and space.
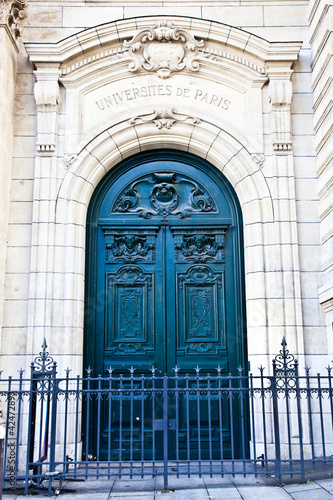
1, 339, 333, 495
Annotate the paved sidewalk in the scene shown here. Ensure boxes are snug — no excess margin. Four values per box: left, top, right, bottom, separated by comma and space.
3, 472, 333, 499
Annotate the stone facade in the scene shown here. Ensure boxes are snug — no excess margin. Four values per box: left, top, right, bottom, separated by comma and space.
0, 0, 331, 383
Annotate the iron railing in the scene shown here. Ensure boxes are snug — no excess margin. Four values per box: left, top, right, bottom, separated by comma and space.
1, 338, 333, 495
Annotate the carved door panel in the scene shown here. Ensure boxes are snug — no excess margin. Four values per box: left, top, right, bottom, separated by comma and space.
100, 227, 161, 372
96, 226, 164, 460
168, 227, 235, 459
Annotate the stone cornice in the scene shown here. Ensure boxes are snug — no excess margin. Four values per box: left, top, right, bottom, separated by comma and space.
0, 22, 19, 52
25, 17, 302, 76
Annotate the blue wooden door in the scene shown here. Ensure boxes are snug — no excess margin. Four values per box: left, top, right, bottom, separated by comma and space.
85, 152, 247, 460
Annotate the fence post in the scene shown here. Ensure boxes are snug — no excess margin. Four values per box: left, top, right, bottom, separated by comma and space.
270, 369, 282, 485
47, 361, 58, 496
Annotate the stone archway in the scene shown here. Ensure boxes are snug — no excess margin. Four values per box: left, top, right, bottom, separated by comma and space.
24, 16, 303, 374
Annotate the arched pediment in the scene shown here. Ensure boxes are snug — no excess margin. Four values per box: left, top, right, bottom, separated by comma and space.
25, 16, 301, 157
26, 16, 301, 86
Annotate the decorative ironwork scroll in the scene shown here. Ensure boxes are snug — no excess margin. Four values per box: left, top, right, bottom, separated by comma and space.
112, 172, 216, 219
32, 338, 56, 374
272, 336, 298, 390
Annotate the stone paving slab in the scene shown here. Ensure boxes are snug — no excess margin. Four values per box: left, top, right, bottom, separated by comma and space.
6, 476, 333, 499
283, 481, 322, 493
111, 479, 156, 492
289, 489, 333, 500
236, 485, 292, 500
316, 478, 333, 491
206, 486, 242, 498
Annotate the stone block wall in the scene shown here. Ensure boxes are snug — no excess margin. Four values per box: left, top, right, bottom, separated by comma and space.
309, 0, 333, 362
0, 0, 329, 377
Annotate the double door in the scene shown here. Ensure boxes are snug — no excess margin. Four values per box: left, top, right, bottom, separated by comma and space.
95, 223, 240, 460
86, 159, 247, 461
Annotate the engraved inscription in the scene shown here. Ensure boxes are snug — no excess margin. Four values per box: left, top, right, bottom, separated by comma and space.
95, 84, 231, 112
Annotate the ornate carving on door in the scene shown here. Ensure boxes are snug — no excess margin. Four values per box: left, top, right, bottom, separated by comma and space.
112, 172, 216, 219
85, 151, 247, 461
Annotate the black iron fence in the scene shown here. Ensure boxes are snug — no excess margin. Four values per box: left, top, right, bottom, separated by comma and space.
1, 338, 333, 495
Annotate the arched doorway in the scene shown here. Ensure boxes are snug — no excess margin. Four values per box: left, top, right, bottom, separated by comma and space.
85, 150, 247, 459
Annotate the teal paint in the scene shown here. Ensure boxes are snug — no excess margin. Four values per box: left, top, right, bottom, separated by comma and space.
84, 150, 248, 459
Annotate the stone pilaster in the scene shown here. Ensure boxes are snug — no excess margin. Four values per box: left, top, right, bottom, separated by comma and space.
309, 0, 333, 361
0, 24, 18, 356
265, 70, 305, 360
27, 65, 61, 355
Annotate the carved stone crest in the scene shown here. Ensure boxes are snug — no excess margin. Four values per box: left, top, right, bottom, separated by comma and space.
123, 21, 205, 79
129, 108, 200, 129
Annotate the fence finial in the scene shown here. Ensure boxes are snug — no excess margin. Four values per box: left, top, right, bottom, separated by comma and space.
273, 337, 297, 375
32, 339, 56, 373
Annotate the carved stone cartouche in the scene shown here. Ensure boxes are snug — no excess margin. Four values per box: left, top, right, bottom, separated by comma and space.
123, 20, 205, 79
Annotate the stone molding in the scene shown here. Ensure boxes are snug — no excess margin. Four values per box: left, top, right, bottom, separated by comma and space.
60, 45, 269, 79
25, 17, 302, 79
0, 0, 26, 39
128, 108, 201, 129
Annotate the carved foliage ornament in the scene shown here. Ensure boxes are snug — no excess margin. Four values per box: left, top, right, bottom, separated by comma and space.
0, 0, 26, 38
107, 266, 153, 356
108, 265, 152, 291
102, 228, 157, 263
123, 21, 205, 79
112, 172, 216, 219
179, 265, 222, 290
172, 228, 226, 263
129, 108, 200, 129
